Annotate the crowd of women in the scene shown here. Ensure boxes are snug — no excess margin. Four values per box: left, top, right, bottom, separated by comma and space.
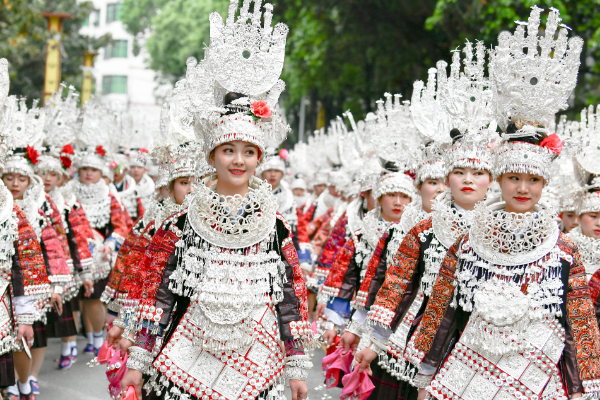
0, 2, 600, 400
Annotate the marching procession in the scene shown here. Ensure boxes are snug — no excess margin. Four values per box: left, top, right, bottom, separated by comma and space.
1, 1, 600, 400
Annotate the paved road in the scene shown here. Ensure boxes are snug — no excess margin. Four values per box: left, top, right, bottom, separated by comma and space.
36, 339, 341, 400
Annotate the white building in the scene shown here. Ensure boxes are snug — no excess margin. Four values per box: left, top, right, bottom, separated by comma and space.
79, 0, 165, 144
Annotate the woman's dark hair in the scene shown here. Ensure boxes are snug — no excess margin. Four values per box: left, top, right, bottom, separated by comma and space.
381, 160, 399, 172
505, 122, 548, 145
223, 92, 248, 115
587, 174, 600, 192
450, 128, 463, 144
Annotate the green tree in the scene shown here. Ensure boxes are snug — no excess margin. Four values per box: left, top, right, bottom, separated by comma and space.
424, 0, 600, 115
121, 0, 228, 83
0, 0, 110, 103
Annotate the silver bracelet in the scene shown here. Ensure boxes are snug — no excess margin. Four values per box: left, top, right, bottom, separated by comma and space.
345, 320, 365, 337
322, 320, 335, 331
112, 318, 127, 329
413, 374, 433, 389
285, 354, 313, 370
17, 314, 35, 325
126, 346, 153, 374
283, 366, 308, 381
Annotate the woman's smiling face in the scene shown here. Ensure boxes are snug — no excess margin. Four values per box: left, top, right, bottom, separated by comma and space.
210, 141, 260, 196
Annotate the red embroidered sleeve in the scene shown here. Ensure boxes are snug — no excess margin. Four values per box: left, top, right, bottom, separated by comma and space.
120, 221, 155, 301
103, 221, 142, 303
276, 213, 313, 348
316, 215, 348, 268
39, 209, 72, 283
355, 230, 389, 310
412, 231, 462, 357
45, 195, 71, 262
307, 206, 333, 239
108, 193, 133, 245
320, 236, 356, 301
589, 268, 600, 308
136, 198, 145, 221
67, 202, 94, 273
562, 233, 600, 389
14, 204, 51, 298
367, 219, 430, 327
296, 209, 310, 244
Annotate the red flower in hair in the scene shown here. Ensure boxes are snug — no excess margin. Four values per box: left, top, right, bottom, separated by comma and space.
61, 144, 74, 155
109, 161, 118, 170
26, 146, 39, 165
250, 101, 272, 119
96, 145, 106, 157
539, 133, 563, 155
60, 156, 72, 169
139, 148, 148, 153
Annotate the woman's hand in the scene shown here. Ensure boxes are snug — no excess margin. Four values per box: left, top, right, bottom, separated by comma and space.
290, 379, 308, 400
118, 337, 134, 354
102, 245, 112, 261
106, 325, 124, 347
121, 369, 143, 399
315, 304, 326, 317
322, 329, 337, 346
340, 331, 360, 355
83, 280, 94, 297
417, 388, 429, 400
50, 292, 63, 315
354, 347, 377, 374
17, 323, 34, 348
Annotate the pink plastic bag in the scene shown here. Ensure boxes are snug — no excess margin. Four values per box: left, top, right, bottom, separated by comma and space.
107, 349, 128, 399
96, 341, 115, 365
120, 386, 138, 400
322, 346, 353, 388
341, 366, 376, 400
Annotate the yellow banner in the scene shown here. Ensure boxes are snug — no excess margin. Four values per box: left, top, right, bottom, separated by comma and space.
43, 16, 62, 105
81, 53, 95, 106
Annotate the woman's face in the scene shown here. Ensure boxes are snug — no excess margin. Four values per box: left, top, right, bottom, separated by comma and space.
262, 169, 283, 189
159, 185, 170, 200
314, 184, 327, 196
379, 192, 411, 222
498, 173, 544, 213
3, 173, 30, 200
418, 178, 447, 213
446, 167, 492, 210
210, 141, 259, 193
79, 167, 103, 185
561, 211, 580, 233
580, 212, 600, 239
363, 190, 376, 211
171, 176, 195, 205
41, 171, 60, 193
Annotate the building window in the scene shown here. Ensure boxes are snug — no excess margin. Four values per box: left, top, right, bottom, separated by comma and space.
105, 40, 128, 59
106, 3, 123, 23
83, 9, 100, 27
102, 76, 127, 94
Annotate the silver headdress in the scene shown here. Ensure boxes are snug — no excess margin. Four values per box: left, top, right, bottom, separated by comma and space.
0, 59, 10, 168
74, 98, 115, 171
437, 42, 496, 173
373, 172, 416, 200
36, 83, 80, 176
189, 1, 290, 163
415, 142, 447, 185
490, 6, 583, 181
1, 96, 45, 179
366, 93, 422, 170
150, 92, 205, 186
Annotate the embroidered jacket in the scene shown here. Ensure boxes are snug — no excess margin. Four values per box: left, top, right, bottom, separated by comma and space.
411, 232, 600, 396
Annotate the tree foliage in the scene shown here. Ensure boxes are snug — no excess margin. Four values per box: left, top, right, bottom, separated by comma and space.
424, 0, 600, 117
119, 0, 600, 141
0, 0, 110, 103
121, 0, 228, 83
